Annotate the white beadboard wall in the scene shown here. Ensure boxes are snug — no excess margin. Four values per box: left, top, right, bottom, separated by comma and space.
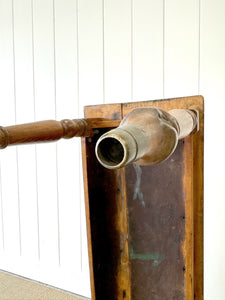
0, 0, 224, 299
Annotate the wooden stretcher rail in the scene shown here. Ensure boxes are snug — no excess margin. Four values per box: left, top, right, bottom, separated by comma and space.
0, 118, 120, 149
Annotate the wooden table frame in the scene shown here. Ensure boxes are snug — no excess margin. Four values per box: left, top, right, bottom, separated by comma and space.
82, 96, 204, 300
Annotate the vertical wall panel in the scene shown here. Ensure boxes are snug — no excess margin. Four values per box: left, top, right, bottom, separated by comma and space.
54, 0, 81, 272
32, 0, 59, 269
164, 0, 199, 98
133, 0, 164, 101
0, 0, 92, 297
54, 0, 79, 120
78, 0, 104, 108
13, 0, 39, 262
0, 0, 20, 257
53, 4, 91, 295
201, 0, 225, 299
104, 0, 132, 103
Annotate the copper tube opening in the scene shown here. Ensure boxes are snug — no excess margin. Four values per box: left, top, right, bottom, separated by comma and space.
96, 137, 125, 167
95, 125, 148, 169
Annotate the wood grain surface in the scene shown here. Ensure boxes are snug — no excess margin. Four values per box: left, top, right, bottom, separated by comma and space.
83, 96, 203, 300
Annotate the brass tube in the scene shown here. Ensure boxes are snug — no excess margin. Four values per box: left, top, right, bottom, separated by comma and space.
95, 107, 198, 169
95, 124, 149, 169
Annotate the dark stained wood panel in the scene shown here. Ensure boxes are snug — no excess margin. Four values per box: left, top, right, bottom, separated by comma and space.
126, 141, 185, 299
82, 96, 204, 300
84, 129, 130, 300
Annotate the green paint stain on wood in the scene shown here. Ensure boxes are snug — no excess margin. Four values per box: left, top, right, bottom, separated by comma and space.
129, 246, 165, 266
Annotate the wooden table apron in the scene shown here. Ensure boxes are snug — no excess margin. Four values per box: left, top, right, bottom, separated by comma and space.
81, 96, 204, 300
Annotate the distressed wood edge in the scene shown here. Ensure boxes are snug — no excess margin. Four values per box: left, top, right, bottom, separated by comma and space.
81, 139, 132, 299
182, 97, 204, 300
81, 137, 96, 300
183, 135, 194, 299
193, 101, 204, 300
119, 167, 132, 300
84, 103, 122, 120
82, 104, 123, 299
84, 96, 203, 114
122, 95, 204, 114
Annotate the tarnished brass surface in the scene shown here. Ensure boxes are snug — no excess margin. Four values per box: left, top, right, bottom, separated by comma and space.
95, 107, 198, 169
